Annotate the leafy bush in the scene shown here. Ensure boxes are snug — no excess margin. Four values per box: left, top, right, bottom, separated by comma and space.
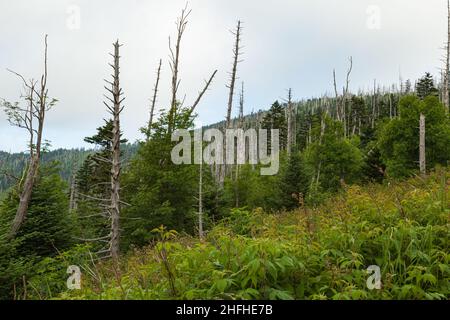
55, 169, 449, 300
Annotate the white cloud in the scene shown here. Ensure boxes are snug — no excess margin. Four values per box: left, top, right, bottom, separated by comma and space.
0, 0, 447, 152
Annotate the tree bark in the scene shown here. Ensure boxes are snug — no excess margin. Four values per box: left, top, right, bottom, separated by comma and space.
109, 40, 124, 263
221, 20, 242, 186
419, 113, 426, 176
69, 173, 78, 211
9, 35, 49, 238
444, 0, 450, 113
235, 82, 244, 207
286, 88, 293, 156
343, 56, 352, 138
198, 159, 204, 240
168, 6, 190, 136
226, 20, 242, 130
333, 69, 340, 122
147, 59, 162, 140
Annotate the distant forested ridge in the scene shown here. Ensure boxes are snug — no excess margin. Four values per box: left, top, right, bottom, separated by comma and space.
0, 89, 397, 196
0, 144, 138, 196
0, 81, 445, 195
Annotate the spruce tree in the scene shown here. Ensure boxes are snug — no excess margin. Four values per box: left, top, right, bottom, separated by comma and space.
280, 151, 309, 210
416, 73, 438, 99
378, 95, 450, 177
261, 101, 287, 149
75, 120, 126, 244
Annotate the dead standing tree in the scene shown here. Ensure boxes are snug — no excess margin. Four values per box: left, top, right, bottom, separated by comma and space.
103, 40, 125, 262
147, 59, 162, 140
69, 172, 78, 211
167, 5, 217, 133
167, 6, 190, 136
226, 21, 243, 129
220, 20, 243, 185
344, 57, 353, 137
332, 57, 352, 136
197, 157, 204, 240
419, 113, 426, 176
2, 35, 57, 237
235, 82, 245, 207
164, 6, 217, 237
286, 88, 294, 156
443, 0, 450, 113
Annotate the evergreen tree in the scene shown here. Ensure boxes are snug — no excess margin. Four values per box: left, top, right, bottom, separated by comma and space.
349, 95, 369, 134
303, 117, 363, 193
0, 162, 75, 298
279, 151, 309, 210
0, 163, 74, 257
405, 79, 412, 94
261, 101, 287, 149
121, 105, 203, 248
75, 120, 127, 244
378, 95, 450, 177
416, 73, 438, 99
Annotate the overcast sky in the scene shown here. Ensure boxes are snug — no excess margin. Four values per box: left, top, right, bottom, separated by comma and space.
0, 0, 447, 152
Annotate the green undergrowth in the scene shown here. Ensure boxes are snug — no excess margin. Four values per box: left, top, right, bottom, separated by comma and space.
30, 169, 450, 300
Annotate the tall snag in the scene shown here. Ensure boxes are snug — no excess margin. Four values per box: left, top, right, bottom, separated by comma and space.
220, 20, 243, 185
226, 20, 243, 129
332, 57, 352, 136
167, 5, 217, 133
198, 158, 204, 240
147, 59, 162, 140
444, 0, 450, 113
2, 35, 56, 237
167, 5, 190, 136
103, 40, 125, 262
235, 82, 245, 207
286, 88, 294, 156
419, 113, 426, 176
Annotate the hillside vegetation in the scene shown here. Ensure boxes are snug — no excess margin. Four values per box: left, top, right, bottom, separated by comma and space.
19, 169, 449, 300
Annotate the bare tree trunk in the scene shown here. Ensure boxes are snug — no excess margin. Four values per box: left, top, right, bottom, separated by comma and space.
9, 35, 49, 238
226, 20, 242, 129
167, 6, 216, 134
286, 88, 293, 156
307, 121, 312, 146
69, 173, 78, 211
333, 69, 340, 122
419, 113, 426, 176
343, 57, 352, 138
221, 20, 242, 186
371, 79, 376, 129
198, 159, 204, 240
389, 91, 393, 119
444, 0, 450, 113
168, 6, 191, 136
106, 40, 125, 263
147, 59, 162, 140
333, 57, 352, 133
235, 82, 244, 207
10, 159, 37, 236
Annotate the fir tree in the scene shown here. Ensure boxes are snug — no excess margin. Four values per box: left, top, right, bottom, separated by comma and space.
261, 101, 287, 149
416, 73, 438, 99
